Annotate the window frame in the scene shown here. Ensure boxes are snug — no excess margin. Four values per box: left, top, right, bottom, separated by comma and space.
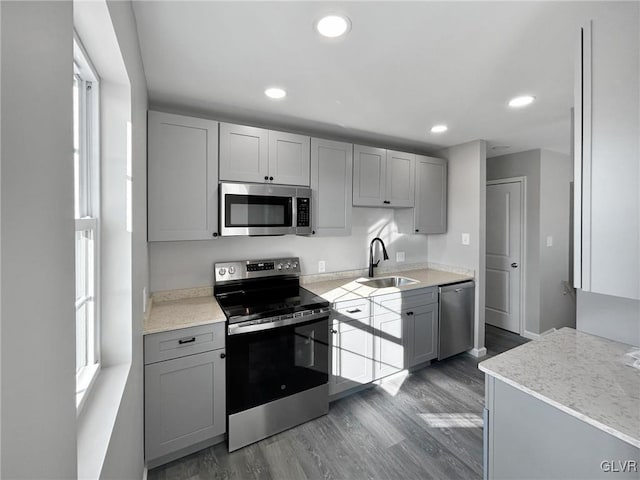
74, 35, 101, 413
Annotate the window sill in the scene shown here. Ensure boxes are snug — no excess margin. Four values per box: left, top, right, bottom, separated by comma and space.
76, 363, 101, 414
77, 363, 131, 480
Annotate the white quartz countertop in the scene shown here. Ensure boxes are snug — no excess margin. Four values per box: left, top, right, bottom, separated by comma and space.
144, 296, 226, 335
144, 267, 473, 335
303, 268, 473, 302
479, 328, 640, 448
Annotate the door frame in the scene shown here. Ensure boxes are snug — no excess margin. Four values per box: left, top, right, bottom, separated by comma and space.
486, 176, 527, 336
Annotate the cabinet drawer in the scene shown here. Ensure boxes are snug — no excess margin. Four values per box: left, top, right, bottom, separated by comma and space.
332, 298, 371, 320
374, 287, 438, 314
144, 323, 225, 365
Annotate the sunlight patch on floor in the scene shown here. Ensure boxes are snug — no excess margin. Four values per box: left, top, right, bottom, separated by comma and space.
418, 413, 484, 428
378, 370, 409, 396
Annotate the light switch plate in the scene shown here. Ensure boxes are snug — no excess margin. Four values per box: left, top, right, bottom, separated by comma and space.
462, 233, 470, 245
318, 260, 326, 273
546, 236, 553, 247
396, 251, 405, 262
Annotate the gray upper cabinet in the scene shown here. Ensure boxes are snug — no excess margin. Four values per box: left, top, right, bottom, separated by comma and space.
268, 130, 311, 186
353, 145, 386, 206
148, 111, 219, 241
353, 145, 415, 207
385, 150, 415, 207
396, 155, 447, 235
574, 14, 639, 299
415, 155, 447, 234
310, 138, 353, 236
219, 123, 269, 183
220, 123, 310, 186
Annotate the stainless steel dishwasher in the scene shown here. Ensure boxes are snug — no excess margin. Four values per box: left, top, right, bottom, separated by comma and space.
438, 281, 475, 360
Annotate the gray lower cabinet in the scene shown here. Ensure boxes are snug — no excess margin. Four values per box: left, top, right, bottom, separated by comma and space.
144, 324, 226, 468
484, 376, 640, 479
330, 287, 439, 396
405, 303, 439, 367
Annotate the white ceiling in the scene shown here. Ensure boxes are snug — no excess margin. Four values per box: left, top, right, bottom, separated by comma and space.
131, 1, 616, 157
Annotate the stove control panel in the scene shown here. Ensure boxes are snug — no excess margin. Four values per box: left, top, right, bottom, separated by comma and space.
214, 257, 301, 283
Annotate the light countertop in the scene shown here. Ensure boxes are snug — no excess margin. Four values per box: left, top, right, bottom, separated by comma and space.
144, 266, 473, 335
303, 268, 473, 303
144, 296, 226, 335
479, 328, 640, 448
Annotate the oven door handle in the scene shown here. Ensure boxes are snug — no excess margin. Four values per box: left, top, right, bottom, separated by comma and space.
228, 310, 330, 336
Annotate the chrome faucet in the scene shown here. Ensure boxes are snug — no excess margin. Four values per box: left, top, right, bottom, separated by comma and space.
369, 237, 389, 277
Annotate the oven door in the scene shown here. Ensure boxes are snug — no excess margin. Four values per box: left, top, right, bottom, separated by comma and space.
219, 182, 297, 236
226, 315, 329, 415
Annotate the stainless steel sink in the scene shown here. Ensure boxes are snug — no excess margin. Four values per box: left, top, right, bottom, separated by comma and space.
357, 276, 418, 289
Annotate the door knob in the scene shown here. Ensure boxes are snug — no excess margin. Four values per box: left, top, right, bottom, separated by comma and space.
511, 262, 518, 268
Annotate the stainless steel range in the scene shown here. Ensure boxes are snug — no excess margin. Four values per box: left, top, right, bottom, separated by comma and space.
214, 257, 330, 452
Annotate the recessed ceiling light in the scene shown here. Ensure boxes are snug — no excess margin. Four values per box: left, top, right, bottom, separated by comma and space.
430, 125, 448, 133
265, 87, 286, 99
316, 15, 351, 38
508, 95, 535, 107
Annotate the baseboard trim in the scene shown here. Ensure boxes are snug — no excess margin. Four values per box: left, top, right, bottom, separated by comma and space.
468, 347, 487, 358
523, 328, 557, 340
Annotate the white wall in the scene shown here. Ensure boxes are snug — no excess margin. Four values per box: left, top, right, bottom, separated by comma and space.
539, 150, 574, 332
487, 149, 542, 334
150, 207, 429, 292
428, 140, 487, 354
99, 1, 148, 478
1, 2, 77, 478
487, 149, 575, 335
576, 291, 640, 346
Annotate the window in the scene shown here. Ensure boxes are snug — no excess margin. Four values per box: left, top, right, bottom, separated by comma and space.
74, 38, 100, 411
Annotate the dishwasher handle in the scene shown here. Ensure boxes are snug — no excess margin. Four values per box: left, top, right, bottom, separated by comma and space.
439, 280, 475, 294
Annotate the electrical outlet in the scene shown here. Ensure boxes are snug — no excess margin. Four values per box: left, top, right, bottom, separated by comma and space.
318, 260, 326, 273
462, 233, 470, 245
396, 251, 405, 262
546, 236, 553, 247
143, 287, 148, 313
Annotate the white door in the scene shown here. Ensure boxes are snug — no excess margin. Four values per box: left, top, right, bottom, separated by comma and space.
486, 181, 522, 333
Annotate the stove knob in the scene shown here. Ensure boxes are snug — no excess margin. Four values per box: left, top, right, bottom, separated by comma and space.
228, 266, 236, 274
292, 262, 298, 269
277, 263, 283, 270
285, 263, 291, 270
218, 268, 227, 276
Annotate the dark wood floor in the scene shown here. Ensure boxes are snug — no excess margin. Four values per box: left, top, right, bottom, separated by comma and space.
149, 325, 528, 480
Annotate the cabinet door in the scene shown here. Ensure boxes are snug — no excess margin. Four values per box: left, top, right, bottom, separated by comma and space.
414, 155, 447, 234
373, 312, 404, 380
145, 349, 226, 462
406, 303, 439, 367
330, 316, 373, 395
353, 145, 386, 206
268, 130, 310, 186
310, 138, 353, 236
219, 123, 269, 183
574, 18, 639, 299
148, 111, 219, 241
385, 150, 415, 207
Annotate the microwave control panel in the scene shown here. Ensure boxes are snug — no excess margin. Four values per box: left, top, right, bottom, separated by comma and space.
297, 198, 310, 227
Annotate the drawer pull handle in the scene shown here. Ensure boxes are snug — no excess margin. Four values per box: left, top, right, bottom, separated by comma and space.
220, 352, 226, 359
331, 329, 338, 334
405, 311, 414, 316
346, 308, 361, 314
178, 337, 196, 345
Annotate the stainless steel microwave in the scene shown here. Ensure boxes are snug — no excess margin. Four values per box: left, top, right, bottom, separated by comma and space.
219, 182, 312, 236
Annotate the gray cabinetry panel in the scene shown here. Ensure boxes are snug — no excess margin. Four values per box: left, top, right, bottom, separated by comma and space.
330, 312, 374, 395
310, 138, 353, 236
144, 323, 224, 365
145, 349, 226, 463
353, 144, 386, 206
147, 111, 219, 241
406, 303, 438, 367
219, 123, 269, 184
485, 377, 640, 479
268, 130, 310, 186
385, 150, 415, 207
